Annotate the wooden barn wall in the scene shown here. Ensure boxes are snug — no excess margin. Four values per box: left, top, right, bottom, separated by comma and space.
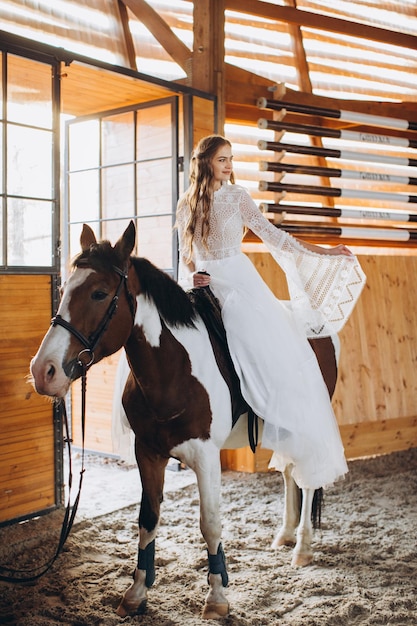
0, 275, 56, 523
71, 350, 122, 455
72, 253, 417, 470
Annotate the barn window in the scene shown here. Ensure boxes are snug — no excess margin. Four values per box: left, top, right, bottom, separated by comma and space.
65, 97, 179, 276
0, 52, 58, 269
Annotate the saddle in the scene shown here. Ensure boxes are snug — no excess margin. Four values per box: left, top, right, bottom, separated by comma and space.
187, 286, 259, 452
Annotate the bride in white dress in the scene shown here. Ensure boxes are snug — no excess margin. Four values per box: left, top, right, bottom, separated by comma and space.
175, 134, 366, 490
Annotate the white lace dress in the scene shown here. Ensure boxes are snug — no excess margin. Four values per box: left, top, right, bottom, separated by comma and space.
176, 183, 366, 489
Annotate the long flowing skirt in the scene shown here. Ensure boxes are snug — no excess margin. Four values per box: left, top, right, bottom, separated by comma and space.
198, 253, 348, 490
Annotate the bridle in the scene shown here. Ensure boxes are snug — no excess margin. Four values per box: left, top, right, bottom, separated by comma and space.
51, 264, 135, 369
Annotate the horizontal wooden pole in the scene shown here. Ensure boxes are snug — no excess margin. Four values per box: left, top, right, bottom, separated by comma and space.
259, 203, 417, 223
259, 160, 417, 186
277, 223, 417, 242
257, 97, 417, 132
259, 180, 417, 204
258, 118, 417, 149
258, 139, 417, 168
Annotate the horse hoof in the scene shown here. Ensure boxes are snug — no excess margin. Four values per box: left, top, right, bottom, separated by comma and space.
271, 535, 295, 549
202, 602, 229, 619
116, 602, 129, 618
291, 552, 313, 567
116, 598, 147, 617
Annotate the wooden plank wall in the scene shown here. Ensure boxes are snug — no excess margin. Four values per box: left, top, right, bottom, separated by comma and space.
72, 350, 122, 454
72, 252, 417, 470
0, 275, 56, 523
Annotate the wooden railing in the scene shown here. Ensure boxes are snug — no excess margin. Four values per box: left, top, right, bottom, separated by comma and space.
256, 94, 417, 247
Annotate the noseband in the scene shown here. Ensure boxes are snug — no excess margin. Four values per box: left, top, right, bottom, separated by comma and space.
52, 264, 135, 369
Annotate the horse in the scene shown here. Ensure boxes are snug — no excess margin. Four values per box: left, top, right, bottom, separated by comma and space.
30, 221, 339, 619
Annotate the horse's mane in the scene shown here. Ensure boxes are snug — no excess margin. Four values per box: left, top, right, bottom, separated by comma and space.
72, 242, 196, 328
132, 257, 197, 328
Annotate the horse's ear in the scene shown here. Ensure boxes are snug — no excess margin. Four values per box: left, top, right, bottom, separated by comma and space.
114, 220, 136, 260
80, 224, 97, 251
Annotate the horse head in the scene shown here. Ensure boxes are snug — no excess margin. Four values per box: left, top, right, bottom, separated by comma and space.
30, 221, 137, 397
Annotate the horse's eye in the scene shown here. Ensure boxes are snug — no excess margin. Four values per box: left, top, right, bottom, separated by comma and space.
91, 290, 108, 301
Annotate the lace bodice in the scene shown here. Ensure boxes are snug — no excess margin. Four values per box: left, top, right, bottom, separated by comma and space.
177, 183, 285, 261
176, 183, 366, 336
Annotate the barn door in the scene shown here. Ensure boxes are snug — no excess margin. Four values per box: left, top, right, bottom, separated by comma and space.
65, 97, 180, 453
0, 48, 62, 524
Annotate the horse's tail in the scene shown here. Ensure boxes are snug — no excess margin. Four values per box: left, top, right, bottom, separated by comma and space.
311, 487, 323, 529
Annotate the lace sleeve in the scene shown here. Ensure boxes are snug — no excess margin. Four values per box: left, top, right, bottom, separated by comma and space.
239, 188, 366, 337
239, 188, 288, 250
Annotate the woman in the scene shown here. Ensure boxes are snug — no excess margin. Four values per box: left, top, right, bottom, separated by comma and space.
176, 134, 366, 490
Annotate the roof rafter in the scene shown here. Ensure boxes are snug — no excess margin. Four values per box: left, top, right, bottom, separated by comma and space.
121, 0, 192, 71
225, 0, 417, 50
116, 0, 137, 70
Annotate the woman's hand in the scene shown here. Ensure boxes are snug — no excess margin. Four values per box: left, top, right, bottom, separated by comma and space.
193, 271, 211, 288
327, 244, 353, 257
296, 238, 353, 257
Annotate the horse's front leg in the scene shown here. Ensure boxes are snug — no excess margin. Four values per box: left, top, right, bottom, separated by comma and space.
183, 440, 229, 620
116, 450, 167, 617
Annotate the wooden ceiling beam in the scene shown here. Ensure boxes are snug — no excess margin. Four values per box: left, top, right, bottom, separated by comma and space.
116, 0, 138, 71
122, 0, 192, 71
225, 0, 417, 50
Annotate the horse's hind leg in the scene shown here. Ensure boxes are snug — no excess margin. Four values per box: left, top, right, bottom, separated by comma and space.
291, 487, 314, 567
272, 465, 314, 566
116, 451, 167, 617
272, 464, 300, 549
184, 440, 229, 620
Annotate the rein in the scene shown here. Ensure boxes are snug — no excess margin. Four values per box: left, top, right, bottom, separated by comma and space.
0, 264, 134, 583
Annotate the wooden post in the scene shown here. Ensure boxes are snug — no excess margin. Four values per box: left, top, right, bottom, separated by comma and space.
192, 0, 225, 132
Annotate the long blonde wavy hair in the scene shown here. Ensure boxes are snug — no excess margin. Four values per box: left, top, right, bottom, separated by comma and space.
178, 135, 235, 263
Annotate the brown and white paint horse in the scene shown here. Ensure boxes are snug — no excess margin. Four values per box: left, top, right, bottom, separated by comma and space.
30, 221, 338, 619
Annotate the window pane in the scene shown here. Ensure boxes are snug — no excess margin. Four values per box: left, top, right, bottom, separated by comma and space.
137, 215, 173, 269
8, 198, 52, 266
137, 159, 172, 216
69, 222, 97, 262
137, 105, 172, 159
68, 120, 100, 170
7, 54, 52, 129
102, 164, 134, 220
102, 112, 134, 166
69, 170, 99, 225
102, 219, 136, 248
7, 125, 52, 198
